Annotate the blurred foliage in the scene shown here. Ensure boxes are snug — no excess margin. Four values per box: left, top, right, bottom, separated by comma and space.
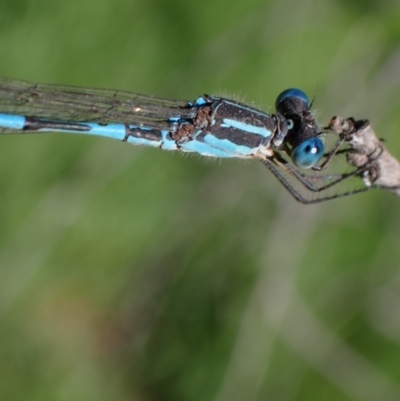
1, 0, 400, 400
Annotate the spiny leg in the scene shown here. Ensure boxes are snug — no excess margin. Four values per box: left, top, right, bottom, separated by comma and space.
262, 158, 373, 204
269, 152, 368, 193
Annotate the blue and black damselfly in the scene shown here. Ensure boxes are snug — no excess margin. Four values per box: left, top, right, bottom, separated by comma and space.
0, 78, 372, 204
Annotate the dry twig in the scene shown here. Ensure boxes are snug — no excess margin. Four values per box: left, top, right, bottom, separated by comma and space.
328, 116, 400, 198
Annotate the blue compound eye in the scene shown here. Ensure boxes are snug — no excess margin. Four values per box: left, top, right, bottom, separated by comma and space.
291, 137, 324, 169
275, 88, 310, 110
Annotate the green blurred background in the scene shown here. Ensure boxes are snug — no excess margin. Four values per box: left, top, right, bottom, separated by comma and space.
1, 0, 400, 400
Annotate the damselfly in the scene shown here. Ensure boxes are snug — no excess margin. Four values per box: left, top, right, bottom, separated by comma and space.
0, 78, 369, 203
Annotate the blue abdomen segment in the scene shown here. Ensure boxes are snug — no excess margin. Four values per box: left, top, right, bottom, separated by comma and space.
0, 113, 26, 130
86, 123, 125, 140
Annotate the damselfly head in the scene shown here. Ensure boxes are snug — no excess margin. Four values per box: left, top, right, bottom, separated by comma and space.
275, 88, 324, 169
